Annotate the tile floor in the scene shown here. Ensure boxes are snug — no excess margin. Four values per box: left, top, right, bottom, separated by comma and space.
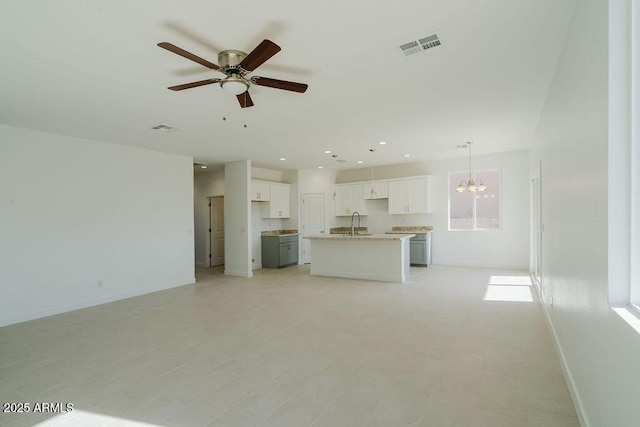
0, 265, 579, 427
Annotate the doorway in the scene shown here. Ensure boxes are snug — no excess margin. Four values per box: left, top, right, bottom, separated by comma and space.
530, 167, 542, 291
209, 196, 225, 267
301, 193, 325, 264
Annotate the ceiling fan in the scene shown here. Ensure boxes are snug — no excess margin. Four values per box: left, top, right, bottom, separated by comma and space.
158, 39, 308, 108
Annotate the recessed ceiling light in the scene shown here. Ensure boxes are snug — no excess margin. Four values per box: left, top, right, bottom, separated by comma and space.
378, 141, 387, 145
279, 157, 286, 161
324, 150, 332, 154
200, 165, 208, 169
403, 154, 411, 157
357, 160, 364, 164
318, 166, 324, 169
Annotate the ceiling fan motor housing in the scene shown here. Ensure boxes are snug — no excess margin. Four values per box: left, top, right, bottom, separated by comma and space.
218, 50, 247, 72
217, 50, 250, 94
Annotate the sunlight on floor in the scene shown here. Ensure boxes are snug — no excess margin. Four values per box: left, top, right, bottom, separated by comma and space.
484, 275, 533, 302
36, 409, 164, 427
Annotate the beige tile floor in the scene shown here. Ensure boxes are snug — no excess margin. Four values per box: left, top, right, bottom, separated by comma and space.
0, 265, 579, 427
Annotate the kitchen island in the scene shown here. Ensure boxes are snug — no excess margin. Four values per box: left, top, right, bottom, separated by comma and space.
305, 234, 414, 283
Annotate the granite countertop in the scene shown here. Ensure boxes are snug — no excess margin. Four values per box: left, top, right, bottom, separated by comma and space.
306, 233, 415, 241
329, 227, 368, 234
387, 226, 433, 234
261, 229, 299, 237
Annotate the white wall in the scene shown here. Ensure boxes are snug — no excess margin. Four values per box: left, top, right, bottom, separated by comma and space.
224, 160, 252, 277
0, 125, 194, 327
529, 0, 640, 425
335, 150, 530, 269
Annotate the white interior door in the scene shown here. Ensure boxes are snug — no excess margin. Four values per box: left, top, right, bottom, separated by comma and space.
210, 196, 225, 267
302, 193, 325, 264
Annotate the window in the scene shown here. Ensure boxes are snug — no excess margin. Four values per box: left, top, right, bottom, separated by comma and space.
631, 1, 640, 311
609, 0, 640, 316
448, 170, 501, 231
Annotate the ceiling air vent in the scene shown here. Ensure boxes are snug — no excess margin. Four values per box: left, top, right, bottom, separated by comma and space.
151, 124, 177, 132
399, 33, 442, 57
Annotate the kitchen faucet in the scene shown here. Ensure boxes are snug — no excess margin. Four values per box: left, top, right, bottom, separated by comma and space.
351, 211, 361, 237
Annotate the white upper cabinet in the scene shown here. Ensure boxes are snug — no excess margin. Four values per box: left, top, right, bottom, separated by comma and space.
334, 184, 367, 216
388, 176, 432, 214
261, 182, 290, 218
363, 181, 389, 199
251, 180, 271, 201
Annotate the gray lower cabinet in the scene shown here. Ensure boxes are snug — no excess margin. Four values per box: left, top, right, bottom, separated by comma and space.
409, 233, 432, 266
262, 235, 299, 268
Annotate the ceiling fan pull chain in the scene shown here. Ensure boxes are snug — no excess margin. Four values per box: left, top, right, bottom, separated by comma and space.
243, 92, 247, 128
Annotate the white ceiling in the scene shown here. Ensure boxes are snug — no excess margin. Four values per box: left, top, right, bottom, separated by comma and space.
0, 0, 577, 171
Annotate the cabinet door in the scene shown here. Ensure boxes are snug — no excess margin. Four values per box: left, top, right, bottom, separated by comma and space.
388, 180, 408, 214
407, 178, 427, 213
287, 241, 298, 265
279, 243, 289, 266
261, 183, 290, 218
334, 186, 351, 216
271, 184, 290, 217
349, 184, 366, 215
407, 177, 432, 213
251, 181, 270, 201
364, 182, 388, 199
375, 182, 388, 199
410, 240, 425, 264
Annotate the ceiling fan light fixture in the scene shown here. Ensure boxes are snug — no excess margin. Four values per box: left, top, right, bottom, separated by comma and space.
220, 76, 249, 95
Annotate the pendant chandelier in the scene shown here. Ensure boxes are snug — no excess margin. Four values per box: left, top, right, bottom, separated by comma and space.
456, 141, 487, 193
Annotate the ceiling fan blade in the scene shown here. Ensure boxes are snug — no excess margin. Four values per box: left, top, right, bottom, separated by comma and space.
237, 92, 254, 108
158, 42, 219, 70
239, 39, 281, 72
168, 78, 220, 91
251, 76, 308, 93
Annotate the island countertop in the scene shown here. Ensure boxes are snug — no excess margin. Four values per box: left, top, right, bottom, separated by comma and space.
305, 233, 415, 241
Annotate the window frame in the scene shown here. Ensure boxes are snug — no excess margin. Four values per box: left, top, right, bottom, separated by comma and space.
630, 1, 640, 311
448, 169, 502, 232
608, 0, 640, 317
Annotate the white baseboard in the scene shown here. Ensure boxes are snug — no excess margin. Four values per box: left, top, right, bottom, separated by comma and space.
310, 269, 405, 283
534, 283, 590, 427
435, 260, 529, 270
0, 277, 195, 328
224, 269, 253, 278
